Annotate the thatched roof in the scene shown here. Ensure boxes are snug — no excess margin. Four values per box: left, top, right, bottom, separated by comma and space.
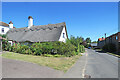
0, 21, 9, 27
7, 22, 68, 42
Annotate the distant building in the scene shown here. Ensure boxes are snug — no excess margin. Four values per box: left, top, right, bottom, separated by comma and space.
90, 43, 97, 48
0, 21, 14, 35
97, 37, 105, 48
97, 32, 120, 53
7, 16, 68, 45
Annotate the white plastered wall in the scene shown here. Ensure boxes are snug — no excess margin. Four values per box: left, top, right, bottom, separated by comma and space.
0, 26, 10, 35
59, 27, 67, 43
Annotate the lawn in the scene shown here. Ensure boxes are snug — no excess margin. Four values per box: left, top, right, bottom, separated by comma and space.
2, 52, 82, 72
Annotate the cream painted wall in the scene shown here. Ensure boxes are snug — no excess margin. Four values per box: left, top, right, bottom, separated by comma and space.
28, 18, 33, 28
59, 27, 67, 43
9, 24, 13, 28
0, 26, 10, 35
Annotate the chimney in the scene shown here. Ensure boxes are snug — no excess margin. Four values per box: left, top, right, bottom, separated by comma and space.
102, 37, 104, 40
28, 16, 33, 28
9, 21, 13, 28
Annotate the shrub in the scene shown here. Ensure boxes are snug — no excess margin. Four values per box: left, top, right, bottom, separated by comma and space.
53, 54, 61, 57
85, 43, 90, 48
11, 43, 16, 52
44, 54, 53, 57
15, 43, 21, 53
64, 51, 76, 57
3, 40, 78, 57
20, 45, 29, 54
102, 43, 116, 53
26, 49, 32, 55
42, 42, 53, 54
77, 44, 85, 53
31, 43, 42, 55
80, 45, 85, 53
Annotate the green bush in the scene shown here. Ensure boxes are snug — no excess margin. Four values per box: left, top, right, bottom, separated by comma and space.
30, 43, 42, 55
3, 40, 78, 57
15, 43, 21, 53
44, 54, 53, 57
30, 41, 76, 57
26, 49, 32, 55
102, 43, 116, 53
53, 54, 61, 57
80, 45, 85, 53
77, 45, 85, 53
42, 42, 53, 54
85, 43, 90, 48
20, 45, 29, 54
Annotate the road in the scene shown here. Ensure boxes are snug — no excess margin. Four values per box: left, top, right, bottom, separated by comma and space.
62, 49, 118, 78
1, 49, 119, 78
85, 49, 118, 78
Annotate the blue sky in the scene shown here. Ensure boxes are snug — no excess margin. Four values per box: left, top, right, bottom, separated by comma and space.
2, 2, 118, 41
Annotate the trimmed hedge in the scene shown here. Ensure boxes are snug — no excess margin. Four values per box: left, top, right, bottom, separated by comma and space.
102, 43, 116, 53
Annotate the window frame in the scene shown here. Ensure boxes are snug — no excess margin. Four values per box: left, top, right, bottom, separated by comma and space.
63, 33, 65, 38
2, 28, 4, 33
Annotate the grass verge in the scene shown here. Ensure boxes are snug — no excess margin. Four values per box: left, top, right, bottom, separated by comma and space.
2, 52, 82, 72
95, 49, 120, 57
106, 52, 120, 57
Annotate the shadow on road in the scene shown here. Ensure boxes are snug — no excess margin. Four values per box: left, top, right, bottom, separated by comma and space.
95, 50, 106, 53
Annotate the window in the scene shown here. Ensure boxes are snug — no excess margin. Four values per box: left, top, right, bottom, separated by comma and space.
63, 33, 65, 38
116, 36, 118, 40
2, 28, 4, 33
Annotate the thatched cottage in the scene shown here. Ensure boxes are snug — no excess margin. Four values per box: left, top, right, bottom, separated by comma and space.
7, 16, 68, 45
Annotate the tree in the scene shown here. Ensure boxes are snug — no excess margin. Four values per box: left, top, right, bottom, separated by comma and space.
86, 37, 91, 43
69, 35, 84, 47
92, 41, 97, 43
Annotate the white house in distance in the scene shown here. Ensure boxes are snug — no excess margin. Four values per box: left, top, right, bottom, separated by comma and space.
7, 16, 68, 44
0, 21, 14, 35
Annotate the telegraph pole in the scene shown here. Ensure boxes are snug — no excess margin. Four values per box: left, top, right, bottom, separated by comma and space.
105, 33, 106, 44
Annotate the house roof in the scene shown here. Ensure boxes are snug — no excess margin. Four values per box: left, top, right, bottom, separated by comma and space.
106, 32, 120, 38
0, 21, 9, 27
98, 38, 105, 41
0, 21, 15, 28
7, 22, 68, 42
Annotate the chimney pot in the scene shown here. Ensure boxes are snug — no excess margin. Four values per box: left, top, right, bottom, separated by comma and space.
9, 21, 13, 28
28, 16, 33, 19
28, 16, 33, 28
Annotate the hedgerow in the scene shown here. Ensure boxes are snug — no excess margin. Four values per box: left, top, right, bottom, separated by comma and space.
2, 41, 85, 57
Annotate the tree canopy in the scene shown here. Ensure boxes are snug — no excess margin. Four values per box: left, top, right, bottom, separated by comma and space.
85, 37, 91, 43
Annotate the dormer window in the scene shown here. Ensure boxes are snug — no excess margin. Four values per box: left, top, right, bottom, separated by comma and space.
63, 33, 65, 38
2, 28, 4, 33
